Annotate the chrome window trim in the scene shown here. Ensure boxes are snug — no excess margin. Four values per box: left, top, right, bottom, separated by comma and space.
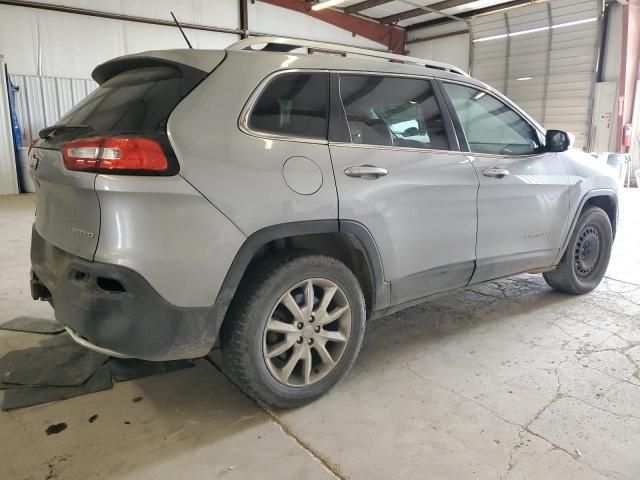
328, 141, 464, 156
239, 68, 442, 146
239, 69, 509, 152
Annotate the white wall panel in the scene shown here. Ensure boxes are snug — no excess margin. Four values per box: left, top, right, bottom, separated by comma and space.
38, 10, 125, 78
247, 2, 381, 49
407, 33, 470, 72
0, 6, 39, 76
1, 0, 386, 79
10, 74, 96, 145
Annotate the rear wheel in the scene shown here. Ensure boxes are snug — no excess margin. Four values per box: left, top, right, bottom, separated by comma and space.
543, 206, 612, 294
220, 252, 366, 408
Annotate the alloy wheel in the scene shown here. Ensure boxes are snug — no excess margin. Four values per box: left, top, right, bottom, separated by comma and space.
262, 278, 352, 387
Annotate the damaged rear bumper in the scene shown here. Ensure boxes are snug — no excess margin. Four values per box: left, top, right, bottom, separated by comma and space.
30, 226, 218, 361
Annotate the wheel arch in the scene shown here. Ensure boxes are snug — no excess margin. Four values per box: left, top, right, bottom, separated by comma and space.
210, 220, 389, 339
554, 189, 618, 265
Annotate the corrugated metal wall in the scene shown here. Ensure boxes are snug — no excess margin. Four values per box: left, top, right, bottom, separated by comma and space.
470, 0, 603, 150
10, 74, 96, 146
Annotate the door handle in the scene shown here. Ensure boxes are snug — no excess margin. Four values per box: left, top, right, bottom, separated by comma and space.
345, 165, 388, 179
482, 167, 510, 178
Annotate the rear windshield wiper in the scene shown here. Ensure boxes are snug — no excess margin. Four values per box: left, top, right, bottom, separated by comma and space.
39, 124, 91, 139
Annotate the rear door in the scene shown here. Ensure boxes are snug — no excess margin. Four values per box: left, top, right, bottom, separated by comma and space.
440, 81, 571, 283
329, 73, 479, 305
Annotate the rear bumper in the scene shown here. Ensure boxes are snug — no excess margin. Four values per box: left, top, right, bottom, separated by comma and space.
30, 227, 218, 361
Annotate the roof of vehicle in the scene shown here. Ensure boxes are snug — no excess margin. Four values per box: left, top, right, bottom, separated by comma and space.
230, 36, 468, 75
94, 36, 475, 86
91, 38, 543, 133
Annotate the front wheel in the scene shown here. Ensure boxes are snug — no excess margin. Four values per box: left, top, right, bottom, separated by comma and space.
543, 206, 613, 294
220, 252, 366, 408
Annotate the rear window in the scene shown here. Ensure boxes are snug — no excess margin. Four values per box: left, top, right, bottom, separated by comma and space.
57, 66, 187, 136
247, 73, 329, 140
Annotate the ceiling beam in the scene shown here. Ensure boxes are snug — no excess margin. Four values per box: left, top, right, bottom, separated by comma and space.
342, 0, 394, 14
343, 0, 395, 14
406, 0, 541, 30
379, 0, 477, 24
258, 0, 406, 53
406, 28, 469, 43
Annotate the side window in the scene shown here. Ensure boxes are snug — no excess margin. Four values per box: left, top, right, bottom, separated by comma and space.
338, 75, 449, 150
442, 82, 542, 156
248, 73, 328, 140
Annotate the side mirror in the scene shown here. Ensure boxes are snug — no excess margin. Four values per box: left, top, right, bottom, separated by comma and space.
546, 130, 572, 152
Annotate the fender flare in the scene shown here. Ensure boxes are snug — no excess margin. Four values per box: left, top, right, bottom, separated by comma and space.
553, 188, 618, 265
209, 219, 389, 336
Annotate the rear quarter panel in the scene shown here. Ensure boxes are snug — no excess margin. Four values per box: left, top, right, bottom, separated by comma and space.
167, 52, 339, 236
94, 175, 246, 308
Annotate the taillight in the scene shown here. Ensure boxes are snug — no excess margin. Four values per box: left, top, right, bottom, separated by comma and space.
62, 137, 169, 173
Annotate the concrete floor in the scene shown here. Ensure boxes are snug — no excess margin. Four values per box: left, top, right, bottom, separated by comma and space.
1, 191, 640, 480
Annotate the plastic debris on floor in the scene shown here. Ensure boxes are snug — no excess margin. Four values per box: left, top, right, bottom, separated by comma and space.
0, 320, 195, 410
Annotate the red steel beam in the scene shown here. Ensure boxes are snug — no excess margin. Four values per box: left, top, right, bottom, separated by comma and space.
257, 0, 406, 53
615, 0, 640, 152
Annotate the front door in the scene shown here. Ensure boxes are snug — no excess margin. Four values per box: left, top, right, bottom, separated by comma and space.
440, 81, 572, 283
329, 73, 479, 305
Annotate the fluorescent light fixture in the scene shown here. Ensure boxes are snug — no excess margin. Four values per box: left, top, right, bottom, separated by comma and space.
473, 92, 486, 100
473, 17, 597, 43
517, 77, 533, 81
474, 33, 508, 43
551, 17, 598, 29
311, 0, 346, 11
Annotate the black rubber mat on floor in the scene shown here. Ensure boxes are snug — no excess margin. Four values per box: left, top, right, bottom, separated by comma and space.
1, 365, 113, 411
0, 344, 108, 387
108, 358, 195, 382
0, 335, 195, 410
0, 316, 65, 334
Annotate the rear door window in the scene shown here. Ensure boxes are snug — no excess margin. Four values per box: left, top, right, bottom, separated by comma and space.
338, 74, 450, 150
247, 73, 329, 140
57, 66, 190, 136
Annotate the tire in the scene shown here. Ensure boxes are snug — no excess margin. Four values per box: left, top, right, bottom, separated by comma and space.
543, 206, 613, 295
220, 251, 366, 408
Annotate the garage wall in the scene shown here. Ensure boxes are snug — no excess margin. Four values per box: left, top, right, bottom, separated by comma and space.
470, 0, 602, 150
0, 0, 381, 79
247, 2, 382, 50
406, 23, 470, 72
0, 1, 238, 78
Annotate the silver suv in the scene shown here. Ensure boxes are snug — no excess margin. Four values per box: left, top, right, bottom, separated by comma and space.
29, 37, 619, 407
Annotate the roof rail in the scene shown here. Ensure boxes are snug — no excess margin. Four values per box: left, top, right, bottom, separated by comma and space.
228, 36, 468, 76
